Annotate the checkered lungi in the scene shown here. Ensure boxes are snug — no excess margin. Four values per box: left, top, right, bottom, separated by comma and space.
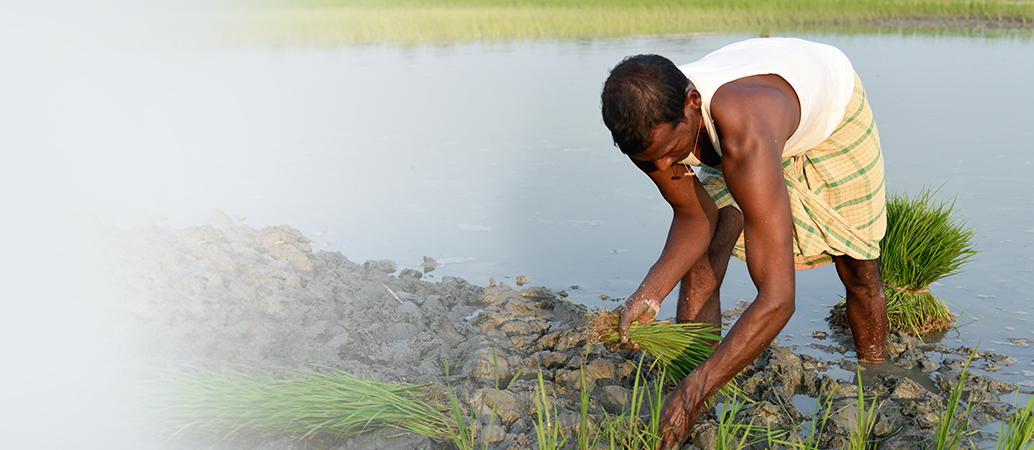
695, 72, 886, 270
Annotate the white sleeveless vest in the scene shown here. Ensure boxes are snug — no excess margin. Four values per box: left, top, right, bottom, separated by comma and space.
677, 38, 855, 160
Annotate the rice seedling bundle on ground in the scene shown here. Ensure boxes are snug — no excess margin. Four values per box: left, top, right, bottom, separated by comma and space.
830, 187, 978, 336
587, 308, 722, 384
142, 366, 455, 442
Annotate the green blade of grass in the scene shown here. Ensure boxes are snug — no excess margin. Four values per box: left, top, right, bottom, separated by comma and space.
998, 392, 1034, 450
932, 347, 980, 449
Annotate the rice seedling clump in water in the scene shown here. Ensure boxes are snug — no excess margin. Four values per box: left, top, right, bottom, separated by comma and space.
830, 186, 977, 336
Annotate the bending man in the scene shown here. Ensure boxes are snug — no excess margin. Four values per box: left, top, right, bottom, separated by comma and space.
600, 37, 888, 449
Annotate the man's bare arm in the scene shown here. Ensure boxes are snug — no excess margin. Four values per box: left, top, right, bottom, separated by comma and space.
616, 165, 718, 344
657, 77, 799, 449
694, 77, 798, 390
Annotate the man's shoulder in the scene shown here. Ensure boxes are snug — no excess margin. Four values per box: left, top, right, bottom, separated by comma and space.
709, 75, 801, 154
711, 76, 798, 123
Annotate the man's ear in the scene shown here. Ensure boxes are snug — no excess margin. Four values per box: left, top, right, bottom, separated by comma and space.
684, 88, 702, 116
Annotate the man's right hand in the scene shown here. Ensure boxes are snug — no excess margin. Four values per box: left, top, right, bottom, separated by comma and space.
614, 296, 661, 351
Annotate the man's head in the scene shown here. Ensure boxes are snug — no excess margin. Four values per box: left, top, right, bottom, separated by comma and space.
600, 54, 690, 155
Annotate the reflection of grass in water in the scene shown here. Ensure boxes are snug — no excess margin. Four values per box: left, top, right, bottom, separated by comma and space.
210, 0, 1033, 45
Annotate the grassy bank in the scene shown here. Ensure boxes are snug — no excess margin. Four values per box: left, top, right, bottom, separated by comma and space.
208, 0, 1033, 45
145, 353, 1034, 449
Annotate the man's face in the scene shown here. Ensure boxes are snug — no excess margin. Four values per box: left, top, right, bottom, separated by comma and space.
629, 119, 697, 172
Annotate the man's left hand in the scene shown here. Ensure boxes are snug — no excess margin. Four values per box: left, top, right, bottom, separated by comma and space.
612, 295, 660, 352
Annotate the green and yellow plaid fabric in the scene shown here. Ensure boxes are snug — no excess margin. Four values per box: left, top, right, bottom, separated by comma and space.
696, 73, 886, 270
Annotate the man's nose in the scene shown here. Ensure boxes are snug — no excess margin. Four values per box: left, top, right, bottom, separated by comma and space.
654, 157, 676, 172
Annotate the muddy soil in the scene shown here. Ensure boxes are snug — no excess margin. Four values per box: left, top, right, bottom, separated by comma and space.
99, 214, 1028, 449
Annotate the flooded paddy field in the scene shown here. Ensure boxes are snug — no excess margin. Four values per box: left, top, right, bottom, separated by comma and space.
58, 32, 1031, 367
2, 5, 1032, 447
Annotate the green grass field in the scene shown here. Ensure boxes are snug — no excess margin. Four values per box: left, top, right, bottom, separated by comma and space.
208, 0, 1033, 45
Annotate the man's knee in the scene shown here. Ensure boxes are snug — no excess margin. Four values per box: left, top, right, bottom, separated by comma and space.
834, 256, 882, 296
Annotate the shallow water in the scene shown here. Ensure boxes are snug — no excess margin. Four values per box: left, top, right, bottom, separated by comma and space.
8, 26, 1034, 388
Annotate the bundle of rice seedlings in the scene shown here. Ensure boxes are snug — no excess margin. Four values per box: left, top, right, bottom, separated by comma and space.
141, 365, 455, 442
829, 186, 978, 336
587, 308, 722, 384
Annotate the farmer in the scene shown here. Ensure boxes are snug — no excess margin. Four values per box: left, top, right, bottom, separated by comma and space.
600, 37, 887, 448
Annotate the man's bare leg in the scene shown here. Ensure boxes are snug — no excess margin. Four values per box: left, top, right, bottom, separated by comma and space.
833, 255, 887, 363
676, 206, 744, 334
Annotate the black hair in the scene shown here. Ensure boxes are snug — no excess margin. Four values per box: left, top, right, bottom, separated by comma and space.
600, 54, 689, 155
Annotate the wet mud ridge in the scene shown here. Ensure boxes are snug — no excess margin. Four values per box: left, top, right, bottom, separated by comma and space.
101, 214, 1028, 449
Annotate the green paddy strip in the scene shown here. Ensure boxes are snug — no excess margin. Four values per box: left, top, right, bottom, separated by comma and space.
207, 0, 1033, 45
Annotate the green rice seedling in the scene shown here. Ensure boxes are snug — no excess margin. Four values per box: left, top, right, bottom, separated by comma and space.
848, 369, 886, 450
880, 187, 977, 336
714, 391, 760, 449
594, 354, 662, 449
625, 357, 665, 450
444, 358, 476, 450
575, 360, 619, 450
614, 354, 652, 448
932, 348, 979, 450
143, 365, 455, 443
507, 365, 526, 389
446, 350, 504, 450
533, 368, 568, 450
831, 186, 978, 336
564, 357, 656, 450
642, 365, 666, 450
997, 392, 1034, 450
601, 411, 621, 449
767, 378, 842, 450
754, 383, 813, 448
589, 309, 716, 378
484, 351, 501, 450
761, 421, 792, 450
578, 363, 591, 450
588, 308, 743, 400
665, 347, 715, 385
712, 390, 785, 449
